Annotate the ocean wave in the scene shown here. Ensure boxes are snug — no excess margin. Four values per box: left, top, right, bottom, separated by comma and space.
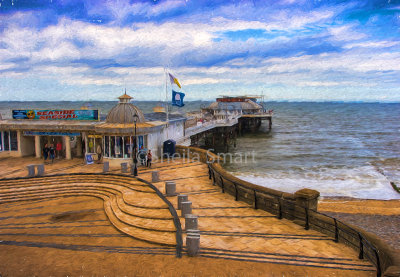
231, 165, 400, 200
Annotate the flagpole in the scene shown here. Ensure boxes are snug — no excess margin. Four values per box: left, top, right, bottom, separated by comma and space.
164, 67, 169, 123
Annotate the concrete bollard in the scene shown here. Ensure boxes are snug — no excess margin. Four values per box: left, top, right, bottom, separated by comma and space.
165, 181, 177, 196
36, 164, 45, 176
121, 162, 128, 173
181, 201, 192, 217
103, 161, 109, 173
186, 232, 200, 257
186, 229, 200, 236
152, 171, 160, 182
27, 165, 35, 177
177, 195, 188, 210
185, 214, 198, 231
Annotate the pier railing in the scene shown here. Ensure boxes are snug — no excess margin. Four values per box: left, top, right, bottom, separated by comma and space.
175, 145, 400, 277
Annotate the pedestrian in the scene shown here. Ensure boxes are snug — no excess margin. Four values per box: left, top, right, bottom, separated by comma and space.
43, 144, 49, 161
146, 149, 152, 168
139, 146, 146, 165
96, 144, 102, 163
49, 144, 55, 163
56, 141, 62, 159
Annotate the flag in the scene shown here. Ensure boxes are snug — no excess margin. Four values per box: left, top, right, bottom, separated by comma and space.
168, 73, 181, 88
172, 90, 185, 107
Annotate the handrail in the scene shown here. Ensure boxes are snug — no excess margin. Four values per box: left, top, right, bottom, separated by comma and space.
208, 162, 385, 275
174, 146, 400, 277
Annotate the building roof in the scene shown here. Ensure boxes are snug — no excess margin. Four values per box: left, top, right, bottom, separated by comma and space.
105, 93, 146, 124
118, 93, 132, 99
207, 99, 262, 110
144, 112, 186, 122
0, 119, 98, 132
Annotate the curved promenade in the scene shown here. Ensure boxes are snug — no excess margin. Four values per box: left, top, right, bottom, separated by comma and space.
0, 154, 398, 276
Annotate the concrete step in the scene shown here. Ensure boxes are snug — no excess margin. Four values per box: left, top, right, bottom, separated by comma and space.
0, 174, 179, 247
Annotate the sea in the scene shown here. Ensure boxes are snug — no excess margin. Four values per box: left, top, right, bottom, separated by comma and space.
1, 101, 399, 200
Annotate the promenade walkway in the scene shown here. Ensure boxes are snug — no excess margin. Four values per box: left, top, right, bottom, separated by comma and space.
0, 157, 376, 276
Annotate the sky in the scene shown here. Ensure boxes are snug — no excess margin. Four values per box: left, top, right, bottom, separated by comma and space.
0, 0, 399, 102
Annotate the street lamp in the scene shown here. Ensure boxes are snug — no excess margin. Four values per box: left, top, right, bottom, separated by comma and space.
133, 113, 139, 176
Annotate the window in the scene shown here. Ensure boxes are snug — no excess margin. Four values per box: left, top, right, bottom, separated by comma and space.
110, 136, 115, 158
104, 136, 109, 157
3, 131, 9, 151
88, 137, 95, 153
103, 135, 147, 158
0, 131, 18, 151
124, 136, 132, 158
10, 131, 18, 151
116, 137, 123, 158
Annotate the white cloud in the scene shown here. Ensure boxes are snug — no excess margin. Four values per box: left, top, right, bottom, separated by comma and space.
344, 40, 400, 49
0, 5, 399, 101
328, 24, 367, 42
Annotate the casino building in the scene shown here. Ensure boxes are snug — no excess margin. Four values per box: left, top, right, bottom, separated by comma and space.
0, 93, 186, 165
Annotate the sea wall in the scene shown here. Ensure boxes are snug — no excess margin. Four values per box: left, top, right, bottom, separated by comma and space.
175, 145, 400, 277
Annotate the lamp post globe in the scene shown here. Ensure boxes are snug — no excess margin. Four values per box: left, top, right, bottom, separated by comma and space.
133, 114, 139, 176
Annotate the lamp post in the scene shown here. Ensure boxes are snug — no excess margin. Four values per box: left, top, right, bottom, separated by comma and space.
133, 114, 139, 176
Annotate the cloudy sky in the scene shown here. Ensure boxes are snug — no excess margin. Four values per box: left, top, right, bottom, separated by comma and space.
0, 0, 399, 101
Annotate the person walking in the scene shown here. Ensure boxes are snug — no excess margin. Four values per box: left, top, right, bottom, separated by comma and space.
146, 150, 152, 168
96, 144, 102, 163
56, 141, 62, 159
43, 144, 49, 161
139, 146, 146, 165
49, 144, 55, 163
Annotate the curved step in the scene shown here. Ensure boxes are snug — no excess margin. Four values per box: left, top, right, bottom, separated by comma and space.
0, 174, 179, 247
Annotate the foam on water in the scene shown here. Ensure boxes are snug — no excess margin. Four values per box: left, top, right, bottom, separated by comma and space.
232, 164, 400, 200
222, 102, 400, 200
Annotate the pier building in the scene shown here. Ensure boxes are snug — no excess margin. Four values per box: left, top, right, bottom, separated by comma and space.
0, 93, 185, 164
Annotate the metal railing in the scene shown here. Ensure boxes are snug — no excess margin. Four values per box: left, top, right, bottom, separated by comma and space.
207, 162, 382, 276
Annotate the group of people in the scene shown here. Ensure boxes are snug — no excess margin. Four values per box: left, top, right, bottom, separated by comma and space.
42, 144, 55, 162
43, 142, 62, 162
138, 146, 152, 168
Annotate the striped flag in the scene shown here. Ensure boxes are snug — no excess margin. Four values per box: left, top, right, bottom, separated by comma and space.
168, 73, 181, 88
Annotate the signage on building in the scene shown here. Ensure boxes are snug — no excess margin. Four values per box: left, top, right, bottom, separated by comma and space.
23, 131, 80, 136
12, 109, 99, 121
85, 154, 94, 165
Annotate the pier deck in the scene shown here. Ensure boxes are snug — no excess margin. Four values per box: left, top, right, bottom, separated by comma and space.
0, 157, 378, 276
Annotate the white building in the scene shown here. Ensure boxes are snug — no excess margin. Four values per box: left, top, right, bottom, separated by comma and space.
0, 93, 186, 165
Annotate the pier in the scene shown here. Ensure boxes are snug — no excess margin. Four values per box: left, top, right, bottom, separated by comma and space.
178, 113, 272, 149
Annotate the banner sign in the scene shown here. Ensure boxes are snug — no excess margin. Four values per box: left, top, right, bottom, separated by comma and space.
12, 109, 99, 121
23, 131, 80, 136
85, 154, 94, 165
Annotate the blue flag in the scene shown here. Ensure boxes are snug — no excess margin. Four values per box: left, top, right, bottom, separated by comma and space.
172, 90, 185, 107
